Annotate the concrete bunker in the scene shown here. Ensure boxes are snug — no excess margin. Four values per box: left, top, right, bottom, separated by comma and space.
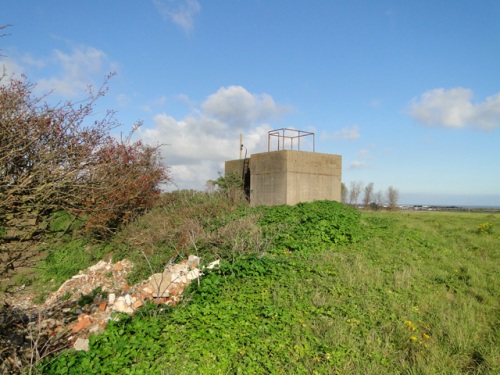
225, 128, 342, 207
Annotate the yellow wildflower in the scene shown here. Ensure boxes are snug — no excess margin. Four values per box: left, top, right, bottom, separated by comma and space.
405, 320, 416, 331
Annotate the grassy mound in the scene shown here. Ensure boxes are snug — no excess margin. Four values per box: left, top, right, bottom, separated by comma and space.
40, 200, 499, 374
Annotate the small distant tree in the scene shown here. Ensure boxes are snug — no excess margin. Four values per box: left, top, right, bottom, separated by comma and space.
386, 186, 399, 210
372, 190, 384, 210
348, 181, 363, 206
362, 182, 374, 208
341, 182, 348, 204
205, 179, 216, 193
213, 171, 246, 204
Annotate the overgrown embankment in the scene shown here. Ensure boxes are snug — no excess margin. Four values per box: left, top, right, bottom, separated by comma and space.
38, 195, 499, 374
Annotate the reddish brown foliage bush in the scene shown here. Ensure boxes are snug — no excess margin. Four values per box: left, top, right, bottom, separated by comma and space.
0, 71, 170, 276
83, 137, 169, 237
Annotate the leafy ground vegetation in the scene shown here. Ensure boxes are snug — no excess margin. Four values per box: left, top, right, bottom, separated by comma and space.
34, 192, 499, 374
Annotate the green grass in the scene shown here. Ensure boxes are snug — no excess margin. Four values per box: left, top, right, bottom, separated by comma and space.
40, 205, 499, 374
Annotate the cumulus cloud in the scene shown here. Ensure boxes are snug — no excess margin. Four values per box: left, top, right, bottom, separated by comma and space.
202, 86, 291, 129
141, 86, 289, 189
1, 44, 113, 98
35, 46, 112, 97
154, 0, 201, 32
409, 88, 500, 131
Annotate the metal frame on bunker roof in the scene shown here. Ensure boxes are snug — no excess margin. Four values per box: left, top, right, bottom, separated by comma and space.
268, 128, 315, 152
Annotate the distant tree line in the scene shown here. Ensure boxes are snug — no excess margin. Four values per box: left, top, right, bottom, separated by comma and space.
341, 181, 399, 210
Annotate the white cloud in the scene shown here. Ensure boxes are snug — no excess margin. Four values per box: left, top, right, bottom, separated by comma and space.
139, 95, 169, 112
350, 145, 375, 170
1, 50, 44, 75
0, 57, 24, 77
155, 95, 168, 107
350, 161, 367, 169
176, 93, 196, 109
36, 46, 111, 98
116, 93, 132, 108
141, 86, 288, 190
154, 0, 201, 32
337, 124, 361, 140
22, 54, 46, 68
320, 124, 361, 141
202, 86, 291, 129
409, 88, 500, 131
1, 45, 113, 98
357, 149, 370, 158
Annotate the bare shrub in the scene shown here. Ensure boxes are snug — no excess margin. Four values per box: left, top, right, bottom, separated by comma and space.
362, 182, 374, 208
210, 214, 269, 258
341, 182, 348, 204
386, 186, 400, 210
0, 72, 170, 279
114, 190, 263, 284
349, 181, 363, 206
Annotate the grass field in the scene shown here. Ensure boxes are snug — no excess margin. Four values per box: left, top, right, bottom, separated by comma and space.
39, 200, 499, 374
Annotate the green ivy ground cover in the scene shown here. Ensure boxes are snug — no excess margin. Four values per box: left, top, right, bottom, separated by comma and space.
255, 200, 363, 252
41, 204, 500, 374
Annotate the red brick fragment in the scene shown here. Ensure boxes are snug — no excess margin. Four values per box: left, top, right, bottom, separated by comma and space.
72, 316, 92, 333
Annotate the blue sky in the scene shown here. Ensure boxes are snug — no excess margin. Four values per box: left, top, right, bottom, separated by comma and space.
2, 0, 500, 206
